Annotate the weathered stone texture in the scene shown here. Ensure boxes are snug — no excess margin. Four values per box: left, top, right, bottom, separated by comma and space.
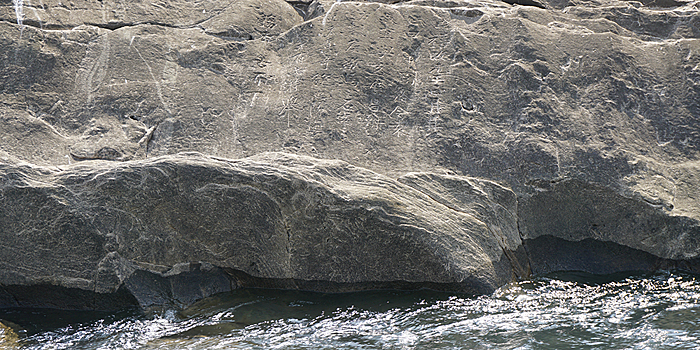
1, 153, 524, 308
1, 0, 699, 309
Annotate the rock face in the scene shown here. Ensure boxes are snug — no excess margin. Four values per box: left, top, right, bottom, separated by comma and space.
0, 153, 526, 309
1, 0, 700, 309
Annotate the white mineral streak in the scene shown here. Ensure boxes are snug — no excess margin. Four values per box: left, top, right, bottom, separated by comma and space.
12, 0, 23, 26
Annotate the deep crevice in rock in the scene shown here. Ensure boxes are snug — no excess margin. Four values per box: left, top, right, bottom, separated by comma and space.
501, 0, 547, 8
225, 268, 482, 295
286, 0, 314, 19
0, 18, 183, 32
85, 21, 181, 31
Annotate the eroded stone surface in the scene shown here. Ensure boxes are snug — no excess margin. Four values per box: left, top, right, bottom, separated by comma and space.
0, 152, 524, 309
1, 0, 700, 309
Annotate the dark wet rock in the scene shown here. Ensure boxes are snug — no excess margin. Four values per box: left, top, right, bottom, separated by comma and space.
1, 0, 700, 309
121, 262, 235, 309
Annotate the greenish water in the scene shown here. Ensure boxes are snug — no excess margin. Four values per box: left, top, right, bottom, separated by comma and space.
2, 272, 700, 349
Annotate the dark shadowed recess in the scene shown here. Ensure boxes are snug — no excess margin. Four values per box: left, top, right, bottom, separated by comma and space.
501, 0, 546, 8
225, 269, 481, 295
0, 268, 483, 313
526, 235, 700, 276
0, 307, 141, 337
0, 284, 139, 310
1, 244, 699, 314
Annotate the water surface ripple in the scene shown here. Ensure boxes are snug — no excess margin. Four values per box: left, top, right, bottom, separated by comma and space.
2, 272, 700, 349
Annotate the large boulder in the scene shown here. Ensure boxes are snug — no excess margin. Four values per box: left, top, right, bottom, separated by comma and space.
0, 152, 526, 309
1, 0, 700, 309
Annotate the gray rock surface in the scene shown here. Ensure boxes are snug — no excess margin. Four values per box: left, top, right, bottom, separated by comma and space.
1, 0, 700, 309
0, 152, 525, 309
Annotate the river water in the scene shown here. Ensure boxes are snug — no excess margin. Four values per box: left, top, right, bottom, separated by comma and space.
2, 271, 700, 349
